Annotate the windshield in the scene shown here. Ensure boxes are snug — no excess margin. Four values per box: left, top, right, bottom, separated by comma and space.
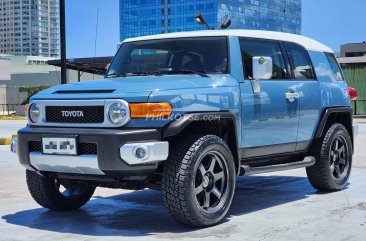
106, 37, 229, 77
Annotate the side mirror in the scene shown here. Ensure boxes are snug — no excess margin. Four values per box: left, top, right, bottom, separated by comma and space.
251, 56, 273, 94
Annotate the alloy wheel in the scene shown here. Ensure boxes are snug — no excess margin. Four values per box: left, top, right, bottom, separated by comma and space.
194, 151, 229, 214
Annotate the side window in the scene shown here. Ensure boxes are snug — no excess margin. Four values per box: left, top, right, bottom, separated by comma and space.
325, 53, 344, 81
239, 39, 290, 80
285, 43, 315, 80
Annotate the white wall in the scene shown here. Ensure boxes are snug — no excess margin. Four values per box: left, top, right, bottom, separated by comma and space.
0, 59, 11, 80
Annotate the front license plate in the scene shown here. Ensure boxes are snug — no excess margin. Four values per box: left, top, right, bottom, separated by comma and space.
42, 137, 77, 155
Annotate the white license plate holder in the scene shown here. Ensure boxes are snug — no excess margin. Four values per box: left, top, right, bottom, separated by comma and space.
42, 136, 78, 156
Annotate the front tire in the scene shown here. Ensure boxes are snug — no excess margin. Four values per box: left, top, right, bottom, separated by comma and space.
162, 135, 236, 227
26, 170, 96, 210
306, 123, 352, 191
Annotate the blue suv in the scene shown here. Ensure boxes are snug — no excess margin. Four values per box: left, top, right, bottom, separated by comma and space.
16, 30, 356, 227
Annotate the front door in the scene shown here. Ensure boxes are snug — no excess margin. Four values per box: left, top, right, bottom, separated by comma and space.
238, 38, 300, 158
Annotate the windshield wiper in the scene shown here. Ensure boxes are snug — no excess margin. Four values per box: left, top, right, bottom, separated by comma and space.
131, 71, 162, 76
169, 69, 209, 78
105, 72, 127, 78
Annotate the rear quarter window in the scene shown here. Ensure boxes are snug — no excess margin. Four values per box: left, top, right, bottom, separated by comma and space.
325, 53, 344, 81
284, 42, 315, 80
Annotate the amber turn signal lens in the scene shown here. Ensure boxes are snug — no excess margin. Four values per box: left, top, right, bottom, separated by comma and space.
129, 103, 172, 118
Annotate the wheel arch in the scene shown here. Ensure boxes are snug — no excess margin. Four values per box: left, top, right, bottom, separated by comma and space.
162, 112, 241, 174
314, 107, 354, 151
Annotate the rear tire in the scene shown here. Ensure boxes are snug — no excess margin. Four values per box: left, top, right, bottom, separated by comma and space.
306, 123, 352, 191
26, 170, 95, 210
162, 135, 236, 227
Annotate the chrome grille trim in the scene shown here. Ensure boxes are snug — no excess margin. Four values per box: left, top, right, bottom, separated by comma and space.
29, 99, 130, 128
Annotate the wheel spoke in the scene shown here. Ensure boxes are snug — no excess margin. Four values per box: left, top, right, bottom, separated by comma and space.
338, 145, 345, 155
335, 139, 339, 150
198, 164, 207, 176
334, 164, 342, 176
330, 163, 335, 173
203, 192, 210, 208
194, 184, 204, 195
339, 157, 346, 165
213, 171, 224, 181
212, 187, 222, 199
208, 156, 217, 173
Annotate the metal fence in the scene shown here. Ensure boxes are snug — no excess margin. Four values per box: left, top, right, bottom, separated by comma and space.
0, 104, 19, 116
343, 66, 366, 116
353, 100, 366, 116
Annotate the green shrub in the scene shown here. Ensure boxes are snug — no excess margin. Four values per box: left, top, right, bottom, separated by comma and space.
19, 85, 50, 105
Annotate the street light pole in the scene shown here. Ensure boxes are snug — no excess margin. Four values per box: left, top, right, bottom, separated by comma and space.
60, 0, 67, 84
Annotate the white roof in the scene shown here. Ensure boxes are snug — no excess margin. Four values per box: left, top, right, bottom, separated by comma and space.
124, 30, 333, 53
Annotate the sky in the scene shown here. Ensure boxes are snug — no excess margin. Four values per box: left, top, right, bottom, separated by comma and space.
66, 0, 366, 58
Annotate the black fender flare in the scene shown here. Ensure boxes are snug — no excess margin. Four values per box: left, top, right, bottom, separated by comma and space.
315, 107, 353, 139
162, 112, 241, 173
162, 112, 237, 138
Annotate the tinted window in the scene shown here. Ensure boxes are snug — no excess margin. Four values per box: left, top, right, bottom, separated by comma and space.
107, 37, 229, 76
239, 39, 289, 80
285, 43, 315, 80
325, 53, 344, 81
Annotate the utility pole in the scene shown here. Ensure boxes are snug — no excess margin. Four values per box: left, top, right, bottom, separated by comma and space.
60, 0, 67, 84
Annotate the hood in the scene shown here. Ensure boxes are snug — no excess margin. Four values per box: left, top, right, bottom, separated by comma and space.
31, 74, 237, 102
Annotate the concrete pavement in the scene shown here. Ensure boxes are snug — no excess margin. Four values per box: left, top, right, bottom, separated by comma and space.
0, 120, 26, 139
1, 151, 366, 241
0, 124, 365, 240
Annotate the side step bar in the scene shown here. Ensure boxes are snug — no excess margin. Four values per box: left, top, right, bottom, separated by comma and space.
239, 156, 316, 176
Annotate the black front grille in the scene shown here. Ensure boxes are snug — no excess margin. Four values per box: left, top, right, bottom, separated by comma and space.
29, 141, 42, 152
29, 141, 97, 155
79, 143, 98, 155
45, 106, 104, 123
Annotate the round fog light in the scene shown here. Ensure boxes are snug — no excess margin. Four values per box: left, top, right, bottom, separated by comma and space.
134, 146, 149, 160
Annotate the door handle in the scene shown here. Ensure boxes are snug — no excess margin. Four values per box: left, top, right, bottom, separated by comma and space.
285, 91, 300, 102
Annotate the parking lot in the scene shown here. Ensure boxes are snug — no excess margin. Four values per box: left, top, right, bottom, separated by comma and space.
0, 121, 365, 241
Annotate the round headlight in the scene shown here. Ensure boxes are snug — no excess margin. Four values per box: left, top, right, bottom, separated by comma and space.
29, 103, 40, 123
109, 102, 128, 125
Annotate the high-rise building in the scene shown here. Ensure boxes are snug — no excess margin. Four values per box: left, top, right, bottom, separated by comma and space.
119, 0, 301, 41
0, 0, 59, 57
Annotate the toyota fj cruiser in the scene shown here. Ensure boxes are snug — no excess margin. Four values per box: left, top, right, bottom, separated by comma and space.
15, 30, 357, 227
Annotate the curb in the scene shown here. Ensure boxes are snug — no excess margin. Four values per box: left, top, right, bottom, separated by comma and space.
0, 117, 27, 121
0, 138, 11, 145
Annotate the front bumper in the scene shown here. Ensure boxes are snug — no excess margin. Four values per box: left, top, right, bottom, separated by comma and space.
17, 126, 168, 176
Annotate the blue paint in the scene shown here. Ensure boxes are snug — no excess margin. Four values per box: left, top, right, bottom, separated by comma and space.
31, 36, 352, 155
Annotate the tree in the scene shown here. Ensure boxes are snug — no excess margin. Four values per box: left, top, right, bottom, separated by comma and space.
19, 86, 50, 105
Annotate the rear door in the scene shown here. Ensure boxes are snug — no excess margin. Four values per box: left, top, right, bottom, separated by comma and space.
239, 38, 301, 158
283, 42, 321, 151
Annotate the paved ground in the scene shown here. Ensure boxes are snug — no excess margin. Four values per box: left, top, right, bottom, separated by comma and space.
0, 120, 26, 138
354, 117, 366, 124
0, 123, 365, 241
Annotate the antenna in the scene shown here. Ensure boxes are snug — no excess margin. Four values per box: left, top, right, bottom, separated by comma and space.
93, 7, 100, 80
94, 7, 99, 58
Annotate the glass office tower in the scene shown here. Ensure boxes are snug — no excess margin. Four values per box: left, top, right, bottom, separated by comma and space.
119, 0, 301, 41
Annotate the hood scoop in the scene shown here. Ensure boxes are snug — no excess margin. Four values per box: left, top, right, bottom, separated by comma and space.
53, 89, 116, 94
